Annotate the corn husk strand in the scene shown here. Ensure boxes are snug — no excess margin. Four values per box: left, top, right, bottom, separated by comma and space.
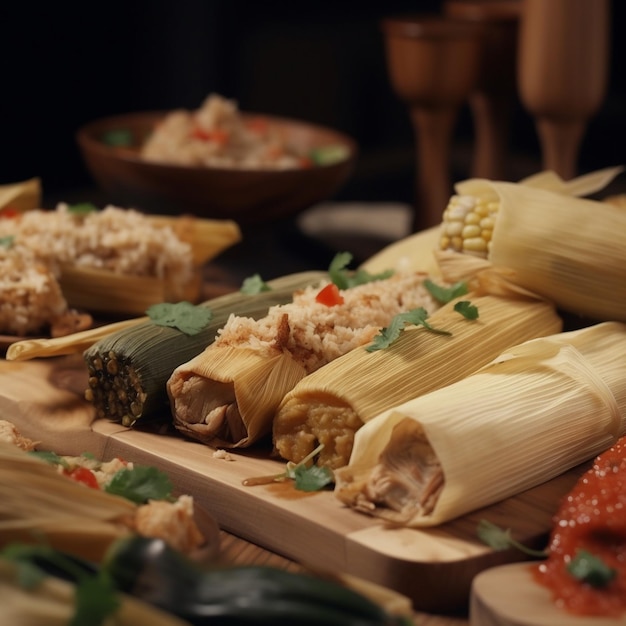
334, 321, 626, 527
84, 271, 326, 427
272, 293, 562, 469
168, 271, 441, 449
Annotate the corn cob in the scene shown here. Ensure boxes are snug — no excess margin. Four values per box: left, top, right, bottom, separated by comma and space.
435, 166, 626, 322
438, 166, 624, 259
83, 271, 326, 427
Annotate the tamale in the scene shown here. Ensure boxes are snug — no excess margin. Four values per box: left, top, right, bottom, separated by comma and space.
0, 177, 41, 212
168, 271, 440, 449
273, 293, 562, 469
334, 322, 626, 527
84, 271, 326, 426
435, 166, 626, 322
0, 441, 137, 562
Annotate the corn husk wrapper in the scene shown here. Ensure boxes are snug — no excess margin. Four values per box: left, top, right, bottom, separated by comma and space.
0, 177, 41, 212
0, 441, 137, 562
442, 172, 626, 322
273, 293, 562, 469
334, 321, 626, 527
6, 316, 147, 361
169, 345, 308, 448
59, 215, 241, 315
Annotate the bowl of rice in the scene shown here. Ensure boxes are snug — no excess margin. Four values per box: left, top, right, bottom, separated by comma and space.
77, 94, 358, 225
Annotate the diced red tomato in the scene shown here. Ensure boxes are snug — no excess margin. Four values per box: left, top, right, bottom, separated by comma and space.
64, 466, 100, 489
315, 283, 344, 306
245, 117, 269, 135
0, 206, 19, 218
191, 127, 230, 144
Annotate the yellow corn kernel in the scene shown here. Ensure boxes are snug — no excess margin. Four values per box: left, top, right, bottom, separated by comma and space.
439, 193, 499, 258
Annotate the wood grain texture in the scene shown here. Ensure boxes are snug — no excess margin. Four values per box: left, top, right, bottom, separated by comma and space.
0, 355, 589, 614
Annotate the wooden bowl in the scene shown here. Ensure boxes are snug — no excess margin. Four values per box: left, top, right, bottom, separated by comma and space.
76, 111, 357, 225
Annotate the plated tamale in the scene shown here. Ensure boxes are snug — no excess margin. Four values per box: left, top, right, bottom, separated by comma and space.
435, 166, 626, 322
334, 322, 626, 527
272, 293, 562, 469
167, 271, 440, 449
84, 271, 326, 426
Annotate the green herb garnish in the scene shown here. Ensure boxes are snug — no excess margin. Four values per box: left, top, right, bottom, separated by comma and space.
567, 549, 616, 588
328, 252, 393, 290
477, 519, 547, 558
309, 145, 349, 166
366, 307, 451, 352
240, 273, 271, 294
2, 543, 120, 625
424, 278, 468, 304
105, 465, 174, 504
244, 444, 334, 492
101, 128, 133, 147
454, 300, 479, 320
0, 235, 14, 249
29, 450, 70, 469
67, 202, 98, 215
287, 463, 334, 492
147, 301, 213, 335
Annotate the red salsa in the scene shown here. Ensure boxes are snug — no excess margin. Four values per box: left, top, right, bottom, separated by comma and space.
533, 436, 626, 617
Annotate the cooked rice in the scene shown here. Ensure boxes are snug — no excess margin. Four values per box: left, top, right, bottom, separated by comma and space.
0, 203, 194, 335
214, 272, 440, 374
141, 93, 305, 170
0, 244, 68, 336
0, 203, 194, 283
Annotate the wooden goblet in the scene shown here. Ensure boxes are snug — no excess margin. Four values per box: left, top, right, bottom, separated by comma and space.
444, 0, 522, 181
382, 15, 482, 231
517, 0, 610, 180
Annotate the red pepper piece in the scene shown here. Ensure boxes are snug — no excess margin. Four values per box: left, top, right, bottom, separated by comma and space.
315, 283, 344, 306
64, 466, 100, 489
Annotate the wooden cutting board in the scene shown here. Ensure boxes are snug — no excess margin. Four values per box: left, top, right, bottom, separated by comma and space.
0, 354, 588, 614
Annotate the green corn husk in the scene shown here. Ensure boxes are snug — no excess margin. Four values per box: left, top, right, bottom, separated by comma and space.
83, 271, 326, 426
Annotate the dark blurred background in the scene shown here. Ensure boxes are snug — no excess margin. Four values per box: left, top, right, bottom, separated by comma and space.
1, 0, 624, 207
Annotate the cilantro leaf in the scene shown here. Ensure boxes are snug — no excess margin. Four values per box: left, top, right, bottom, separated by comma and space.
147, 301, 213, 335
0, 235, 14, 249
328, 252, 393, 289
29, 450, 70, 469
366, 307, 451, 352
454, 300, 479, 320
240, 273, 271, 294
72, 575, 120, 626
101, 128, 133, 147
424, 278, 468, 303
67, 202, 98, 215
309, 145, 349, 166
104, 465, 173, 504
287, 464, 334, 492
477, 519, 547, 558
2, 543, 120, 626
567, 549, 616, 588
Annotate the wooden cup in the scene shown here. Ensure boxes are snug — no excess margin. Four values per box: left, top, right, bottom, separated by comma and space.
517, 0, 610, 180
382, 15, 482, 231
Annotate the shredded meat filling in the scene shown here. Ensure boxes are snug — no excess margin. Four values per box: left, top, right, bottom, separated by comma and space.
336, 418, 444, 523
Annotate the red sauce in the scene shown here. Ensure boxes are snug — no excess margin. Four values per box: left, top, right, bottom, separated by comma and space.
533, 436, 626, 617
